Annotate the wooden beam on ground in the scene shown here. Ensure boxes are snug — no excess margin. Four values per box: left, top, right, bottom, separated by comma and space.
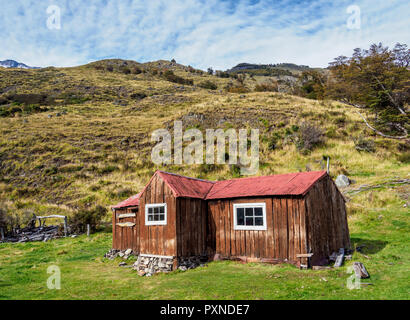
353, 262, 370, 279
334, 248, 345, 268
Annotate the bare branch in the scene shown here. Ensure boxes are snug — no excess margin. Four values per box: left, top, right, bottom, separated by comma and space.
353, 109, 408, 139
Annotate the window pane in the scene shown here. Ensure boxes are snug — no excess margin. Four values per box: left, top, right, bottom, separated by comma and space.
159, 214, 165, 221
148, 215, 153, 221
159, 206, 165, 213
254, 207, 263, 216
154, 207, 159, 214
237, 208, 244, 225
245, 208, 253, 217
148, 208, 153, 214
245, 217, 254, 226
255, 217, 263, 226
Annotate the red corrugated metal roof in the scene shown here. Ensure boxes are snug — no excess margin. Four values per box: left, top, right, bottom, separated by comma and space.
205, 171, 327, 199
112, 170, 328, 208
157, 171, 215, 199
112, 192, 141, 209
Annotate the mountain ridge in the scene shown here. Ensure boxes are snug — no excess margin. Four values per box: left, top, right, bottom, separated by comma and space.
0, 59, 39, 69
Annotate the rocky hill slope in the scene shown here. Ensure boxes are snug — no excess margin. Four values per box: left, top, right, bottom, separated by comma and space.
0, 59, 408, 220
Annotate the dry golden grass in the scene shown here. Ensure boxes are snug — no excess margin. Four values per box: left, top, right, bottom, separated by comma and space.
0, 63, 408, 220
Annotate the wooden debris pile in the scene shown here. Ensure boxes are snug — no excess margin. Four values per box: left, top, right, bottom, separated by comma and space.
3, 225, 61, 243
0, 214, 67, 243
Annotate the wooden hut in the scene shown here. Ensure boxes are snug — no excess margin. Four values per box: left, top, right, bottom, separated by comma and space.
112, 170, 350, 269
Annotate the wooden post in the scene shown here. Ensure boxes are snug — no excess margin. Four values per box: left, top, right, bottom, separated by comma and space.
0, 227, 4, 241
87, 224, 90, 237
64, 216, 68, 237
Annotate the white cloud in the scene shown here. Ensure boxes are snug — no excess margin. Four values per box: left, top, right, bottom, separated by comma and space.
0, 0, 409, 69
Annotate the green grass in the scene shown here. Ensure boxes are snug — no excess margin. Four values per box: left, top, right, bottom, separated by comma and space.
0, 59, 408, 299
1, 188, 408, 300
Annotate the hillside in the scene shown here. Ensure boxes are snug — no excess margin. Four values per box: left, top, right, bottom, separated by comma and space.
0, 59, 408, 219
0, 58, 409, 300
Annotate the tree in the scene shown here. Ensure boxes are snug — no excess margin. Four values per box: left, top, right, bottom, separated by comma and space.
327, 43, 409, 139
207, 67, 214, 75
297, 70, 327, 100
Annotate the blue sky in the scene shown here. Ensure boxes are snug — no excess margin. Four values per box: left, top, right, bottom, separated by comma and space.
1, 0, 409, 69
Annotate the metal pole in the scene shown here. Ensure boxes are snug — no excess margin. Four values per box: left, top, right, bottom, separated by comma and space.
326, 157, 330, 174
64, 216, 68, 237
87, 224, 90, 237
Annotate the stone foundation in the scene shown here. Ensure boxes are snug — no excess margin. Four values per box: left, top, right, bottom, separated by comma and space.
104, 248, 136, 260
133, 255, 174, 277
104, 249, 209, 276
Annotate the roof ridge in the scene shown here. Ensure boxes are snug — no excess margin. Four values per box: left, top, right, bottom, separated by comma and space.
158, 170, 215, 184
212, 170, 326, 184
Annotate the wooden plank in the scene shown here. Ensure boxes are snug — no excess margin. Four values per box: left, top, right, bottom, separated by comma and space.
334, 248, 345, 268
299, 198, 308, 265
294, 199, 301, 260
288, 198, 295, 261
273, 198, 280, 259
353, 262, 370, 279
296, 253, 314, 258
265, 198, 274, 258
118, 213, 136, 219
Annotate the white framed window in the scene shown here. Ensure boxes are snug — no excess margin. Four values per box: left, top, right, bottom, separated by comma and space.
233, 203, 267, 231
145, 203, 167, 226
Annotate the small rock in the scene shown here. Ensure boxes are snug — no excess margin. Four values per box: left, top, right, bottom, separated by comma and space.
335, 175, 350, 188
118, 252, 125, 257
178, 266, 187, 271
123, 255, 129, 260
124, 249, 132, 255
137, 270, 146, 277
71, 235, 77, 238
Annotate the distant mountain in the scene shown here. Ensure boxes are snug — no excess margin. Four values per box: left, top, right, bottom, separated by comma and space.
0, 59, 39, 69
226, 62, 312, 76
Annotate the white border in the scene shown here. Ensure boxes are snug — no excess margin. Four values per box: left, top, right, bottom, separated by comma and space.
145, 203, 167, 226
233, 202, 267, 231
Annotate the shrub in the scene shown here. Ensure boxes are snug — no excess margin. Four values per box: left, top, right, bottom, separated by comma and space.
397, 151, 410, 163
130, 92, 147, 100
69, 205, 107, 234
254, 82, 278, 92
295, 122, 324, 152
0, 206, 35, 235
163, 70, 193, 85
224, 84, 250, 93
354, 136, 376, 152
198, 80, 217, 90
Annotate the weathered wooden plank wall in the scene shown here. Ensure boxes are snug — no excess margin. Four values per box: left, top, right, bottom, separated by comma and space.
177, 198, 207, 257
112, 207, 139, 251
207, 197, 308, 263
305, 176, 350, 265
138, 174, 177, 256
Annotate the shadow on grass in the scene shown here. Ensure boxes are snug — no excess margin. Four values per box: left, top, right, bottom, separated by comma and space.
350, 237, 388, 254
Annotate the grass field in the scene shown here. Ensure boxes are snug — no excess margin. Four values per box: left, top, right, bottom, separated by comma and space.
0, 60, 409, 300
0, 186, 408, 300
